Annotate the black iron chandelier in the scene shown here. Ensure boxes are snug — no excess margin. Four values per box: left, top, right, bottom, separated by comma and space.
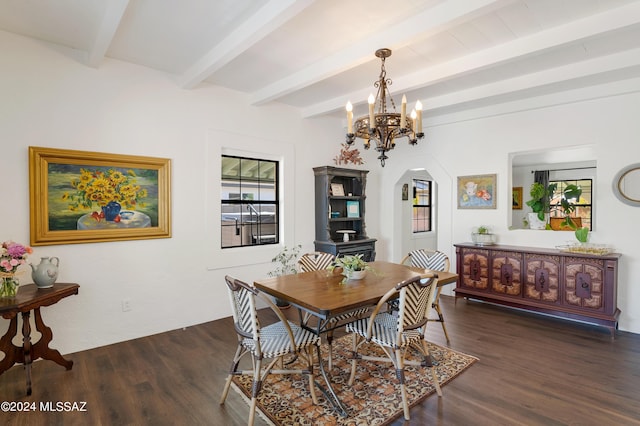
345, 48, 424, 167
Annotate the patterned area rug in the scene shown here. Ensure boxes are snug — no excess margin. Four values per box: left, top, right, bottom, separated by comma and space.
231, 334, 478, 425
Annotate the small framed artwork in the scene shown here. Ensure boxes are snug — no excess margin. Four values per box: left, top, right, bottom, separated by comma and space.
402, 183, 409, 200
512, 187, 523, 210
29, 146, 172, 246
346, 200, 360, 218
457, 174, 497, 209
330, 183, 345, 196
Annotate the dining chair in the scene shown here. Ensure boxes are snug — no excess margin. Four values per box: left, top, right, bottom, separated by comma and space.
219, 275, 320, 426
400, 249, 451, 343
298, 251, 335, 272
297, 251, 369, 370
345, 272, 442, 421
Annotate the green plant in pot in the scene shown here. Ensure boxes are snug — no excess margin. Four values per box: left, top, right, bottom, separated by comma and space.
268, 245, 301, 308
328, 254, 372, 283
525, 182, 552, 229
471, 225, 495, 245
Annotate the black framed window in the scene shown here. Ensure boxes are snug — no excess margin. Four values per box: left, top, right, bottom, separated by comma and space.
412, 179, 432, 233
549, 179, 593, 230
221, 155, 279, 248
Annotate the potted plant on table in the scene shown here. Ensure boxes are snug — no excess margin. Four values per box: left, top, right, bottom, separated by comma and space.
328, 254, 372, 283
268, 245, 301, 308
471, 225, 495, 246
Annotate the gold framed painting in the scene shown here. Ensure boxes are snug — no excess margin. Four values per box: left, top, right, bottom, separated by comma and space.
512, 186, 523, 210
29, 146, 171, 246
457, 174, 497, 209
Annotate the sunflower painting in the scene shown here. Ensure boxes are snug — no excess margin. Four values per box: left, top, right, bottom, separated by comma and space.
51, 165, 155, 230
29, 147, 171, 246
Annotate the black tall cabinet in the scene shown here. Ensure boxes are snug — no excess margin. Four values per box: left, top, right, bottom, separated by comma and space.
313, 166, 376, 261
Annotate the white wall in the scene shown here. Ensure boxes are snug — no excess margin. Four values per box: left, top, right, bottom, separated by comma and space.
0, 31, 340, 354
372, 83, 640, 333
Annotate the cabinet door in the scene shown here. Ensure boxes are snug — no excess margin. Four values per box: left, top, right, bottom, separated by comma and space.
523, 253, 560, 304
491, 251, 522, 297
338, 242, 376, 262
563, 257, 606, 312
460, 248, 490, 291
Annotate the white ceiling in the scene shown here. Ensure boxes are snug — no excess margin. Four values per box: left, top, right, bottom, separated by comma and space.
1, 0, 639, 120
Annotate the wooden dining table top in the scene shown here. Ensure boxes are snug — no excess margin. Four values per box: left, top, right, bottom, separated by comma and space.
254, 261, 458, 319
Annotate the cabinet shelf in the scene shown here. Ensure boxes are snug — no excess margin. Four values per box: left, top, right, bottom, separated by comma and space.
329, 196, 361, 200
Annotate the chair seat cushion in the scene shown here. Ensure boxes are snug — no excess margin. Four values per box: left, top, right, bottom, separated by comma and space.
346, 313, 423, 348
243, 321, 320, 358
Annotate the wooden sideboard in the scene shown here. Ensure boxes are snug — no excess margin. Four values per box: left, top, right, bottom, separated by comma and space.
454, 243, 620, 335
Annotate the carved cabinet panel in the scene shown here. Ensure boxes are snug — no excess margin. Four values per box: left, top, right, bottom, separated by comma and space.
563, 256, 606, 312
491, 251, 522, 297
523, 253, 560, 304
459, 248, 490, 291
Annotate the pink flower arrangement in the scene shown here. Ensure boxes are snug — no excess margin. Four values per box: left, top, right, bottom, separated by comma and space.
0, 241, 33, 273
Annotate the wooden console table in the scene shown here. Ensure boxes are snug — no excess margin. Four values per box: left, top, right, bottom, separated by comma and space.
454, 244, 620, 336
0, 283, 79, 395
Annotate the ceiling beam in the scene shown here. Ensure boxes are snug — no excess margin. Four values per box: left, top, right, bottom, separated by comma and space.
301, 1, 640, 118
250, 0, 512, 105
87, 0, 129, 68
178, 0, 315, 89
425, 48, 640, 115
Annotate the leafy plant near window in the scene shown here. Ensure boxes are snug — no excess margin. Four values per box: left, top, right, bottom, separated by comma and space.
268, 245, 301, 277
526, 182, 583, 229
268, 245, 301, 307
526, 182, 551, 222
551, 183, 582, 230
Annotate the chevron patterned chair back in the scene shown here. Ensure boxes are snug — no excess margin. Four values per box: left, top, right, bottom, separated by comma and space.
399, 249, 451, 343
298, 251, 336, 272
402, 249, 450, 272
345, 272, 442, 421
219, 275, 320, 426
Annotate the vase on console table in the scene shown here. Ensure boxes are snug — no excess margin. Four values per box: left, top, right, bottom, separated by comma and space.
0, 274, 19, 298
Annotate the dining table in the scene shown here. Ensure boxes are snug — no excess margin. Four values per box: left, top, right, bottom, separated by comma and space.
254, 260, 458, 416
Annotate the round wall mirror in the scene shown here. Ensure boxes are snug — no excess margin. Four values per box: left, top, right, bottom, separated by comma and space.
612, 163, 640, 206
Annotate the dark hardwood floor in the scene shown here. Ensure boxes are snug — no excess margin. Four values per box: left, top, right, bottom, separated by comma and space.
2, 296, 640, 425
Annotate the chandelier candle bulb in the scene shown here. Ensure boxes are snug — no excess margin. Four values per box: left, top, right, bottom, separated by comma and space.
416, 100, 423, 133
400, 95, 407, 128
411, 109, 417, 133
368, 94, 375, 129
346, 102, 353, 134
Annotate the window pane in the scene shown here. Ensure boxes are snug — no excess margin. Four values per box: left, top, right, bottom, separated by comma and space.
412, 179, 432, 233
549, 179, 593, 230
221, 155, 279, 248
